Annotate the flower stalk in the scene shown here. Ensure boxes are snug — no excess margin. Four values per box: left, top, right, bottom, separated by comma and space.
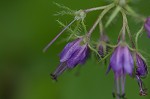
87, 3, 115, 37
44, 1, 149, 98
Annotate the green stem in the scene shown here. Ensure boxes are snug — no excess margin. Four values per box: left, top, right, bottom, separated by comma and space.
98, 50, 113, 63
135, 26, 144, 49
125, 5, 145, 22
67, 20, 81, 41
84, 3, 114, 13
99, 21, 104, 36
105, 6, 121, 28
81, 20, 87, 34
118, 9, 127, 41
87, 3, 115, 37
121, 9, 135, 48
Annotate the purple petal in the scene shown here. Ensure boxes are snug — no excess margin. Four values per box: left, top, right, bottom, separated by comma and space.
144, 24, 150, 38
79, 46, 90, 64
107, 45, 134, 76
67, 45, 88, 68
123, 46, 134, 75
109, 46, 124, 73
136, 54, 148, 77
146, 17, 150, 25
60, 39, 81, 62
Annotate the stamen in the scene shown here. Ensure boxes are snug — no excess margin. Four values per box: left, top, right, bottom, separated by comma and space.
43, 19, 76, 52
120, 93, 126, 99
115, 75, 121, 99
50, 63, 67, 81
136, 75, 147, 96
121, 74, 126, 97
50, 74, 57, 81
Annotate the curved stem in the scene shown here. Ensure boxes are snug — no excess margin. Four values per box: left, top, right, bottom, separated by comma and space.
135, 26, 144, 49
121, 9, 136, 48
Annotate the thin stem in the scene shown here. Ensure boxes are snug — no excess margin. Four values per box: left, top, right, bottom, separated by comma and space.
126, 24, 135, 48
118, 9, 126, 42
135, 26, 144, 49
122, 11, 128, 40
121, 9, 136, 48
125, 5, 145, 22
121, 75, 126, 97
43, 19, 76, 52
105, 6, 121, 28
84, 3, 114, 13
87, 4, 115, 37
81, 20, 87, 34
67, 20, 81, 41
115, 76, 120, 99
98, 50, 113, 63
88, 43, 102, 59
99, 21, 104, 36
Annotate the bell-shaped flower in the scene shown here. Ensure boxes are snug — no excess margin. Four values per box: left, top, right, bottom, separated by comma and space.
135, 53, 148, 96
97, 34, 110, 58
51, 37, 89, 80
107, 42, 134, 98
135, 53, 148, 77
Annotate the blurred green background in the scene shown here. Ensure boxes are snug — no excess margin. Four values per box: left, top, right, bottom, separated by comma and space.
0, 0, 150, 99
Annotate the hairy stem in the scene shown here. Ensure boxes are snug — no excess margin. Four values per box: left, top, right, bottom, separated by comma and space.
135, 26, 144, 49
87, 4, 115, 37
43, 19, 76, 52
84, 3, 114, 13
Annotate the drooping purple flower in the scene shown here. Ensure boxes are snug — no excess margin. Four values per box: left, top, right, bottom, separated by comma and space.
51, 38, 90, 80
144, 17, 150, 38
97, 34, 110, 58
107, 42, 134, 98
135, 53, 148, 78
135, 53, 148, 96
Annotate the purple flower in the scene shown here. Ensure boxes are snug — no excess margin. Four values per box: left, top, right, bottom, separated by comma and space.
135, 53, 148, 96
98, 34, 110, 58
144, 17, 150, 38
107, 42, 134, 98
135, 53, 148, 77
51, 38, 89, 80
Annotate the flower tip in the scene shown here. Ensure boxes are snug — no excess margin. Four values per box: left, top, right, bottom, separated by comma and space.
139, 89, 147, 96
50, 74, 58, 81
105, 65, 111, 75
112, 92, 116, 98
112, 92, 126, 99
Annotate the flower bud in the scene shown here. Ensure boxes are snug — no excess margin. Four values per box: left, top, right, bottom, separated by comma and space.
51, 37, 90, 80
135, 53, 148, 78
144, 17, 150, 38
